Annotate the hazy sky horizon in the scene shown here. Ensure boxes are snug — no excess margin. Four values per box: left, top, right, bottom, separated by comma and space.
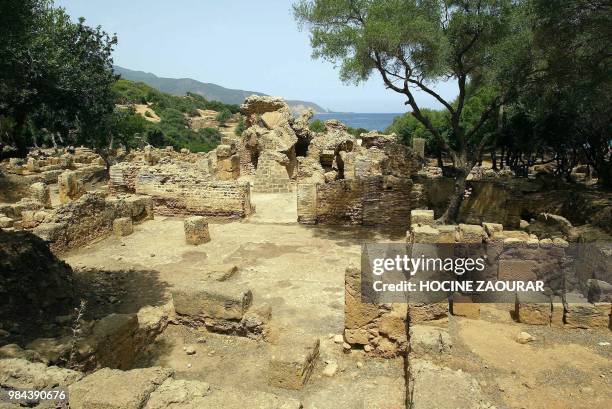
56, 0, 457, 113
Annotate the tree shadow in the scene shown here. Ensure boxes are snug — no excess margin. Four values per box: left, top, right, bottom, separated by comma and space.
73, 267, 171, 321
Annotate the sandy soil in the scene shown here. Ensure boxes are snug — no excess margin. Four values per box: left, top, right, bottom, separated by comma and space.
62, 192, 407, 408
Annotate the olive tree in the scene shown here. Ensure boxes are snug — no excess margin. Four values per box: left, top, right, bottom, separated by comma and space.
294, 0, 534, 222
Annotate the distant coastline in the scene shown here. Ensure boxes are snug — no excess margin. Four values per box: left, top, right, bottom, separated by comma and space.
313, 112, 402, 132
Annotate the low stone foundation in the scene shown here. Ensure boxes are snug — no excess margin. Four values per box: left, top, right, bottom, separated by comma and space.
31, 193, 154, 253
109, 163, 253, 218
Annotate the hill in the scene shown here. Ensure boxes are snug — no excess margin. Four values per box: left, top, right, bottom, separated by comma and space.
113, 66, 328, 114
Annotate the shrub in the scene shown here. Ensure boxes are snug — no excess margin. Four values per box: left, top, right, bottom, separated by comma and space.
309, 119, 325, 132
235, 117, 245, 136
215, 109, 232, 124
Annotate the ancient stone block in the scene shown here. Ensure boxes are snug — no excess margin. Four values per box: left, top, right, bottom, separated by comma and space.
345, 266, 380, 329
451, 294, 480, 319
344, 328, 369, 345
564, 303, 610, 329
30, 182, 51, 208
216, 144, 235, 158
408, 225, 440, 243
113, 217, 133, 237
172, 281, 252, 322
184, 216, 210, 245
68, 367, 173, 409
0, 358, 82, 391
457, 224, 485, 243
268, 336, 319, 390
58, 171, 84, 204
411, 209, 434, 226
482, 222, 503, 237
437, 225, 457, 244
515, 292, 551, 325
378, 311, 407, 341
498, 259, 538, 282
408, 302, 449, 323
78, 313, 139, 370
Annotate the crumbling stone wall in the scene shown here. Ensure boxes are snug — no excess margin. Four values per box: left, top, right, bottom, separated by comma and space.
109, 162, 252, 218
135, 169, 252, 217
298, 177, 413, 228
31, 192, 153, 253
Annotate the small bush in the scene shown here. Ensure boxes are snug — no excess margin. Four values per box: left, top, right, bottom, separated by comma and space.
216, 109, 232, 124
235, 117, 245, 136
309, 119, 325, 132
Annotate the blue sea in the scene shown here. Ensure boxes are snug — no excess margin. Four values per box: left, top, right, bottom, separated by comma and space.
313, 112, 402, 132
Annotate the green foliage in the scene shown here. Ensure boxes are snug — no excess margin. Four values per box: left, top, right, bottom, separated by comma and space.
109, 79, 233, 152
215, 109, 232, 124
0, 0, 118, 155
308, 119, 325, 132
235, 117, 246, 136
347, 127, 368, 137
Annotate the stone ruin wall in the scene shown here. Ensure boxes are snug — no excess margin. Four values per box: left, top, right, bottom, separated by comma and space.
298, 177, 413, 228
109, 162, 252, 218
31, 192, 153, 253
0, 147, 106, 203
344, 217, 612, 358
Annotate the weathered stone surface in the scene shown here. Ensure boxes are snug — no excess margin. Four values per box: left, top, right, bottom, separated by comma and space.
515, 292, 551, 325
410, 209, 434, 227
113, 217, 133, 237
451, 294, 480, 319
344, 266, 380, 329
408, 225, 440, 243
564, 303, 610, 329
184, 216, 210, 245
498, 259, 539, 282
483, 222, 503, 236
410, 325, 452, 356
268, 336, 319, 390
69, 367, 173, 409
146, 378, 301, 409
30, 182, 51, 208
344, 328, 369, 345
408, 302, 449, 323
205, 264, 238, 282
457, 224, 486, 243
409, 359, 491, 409
0, 358, 82, 390
587, 279, 612, 303
58, 170, 85, 204
172, 281, 252, 322
0, 344, 44, 363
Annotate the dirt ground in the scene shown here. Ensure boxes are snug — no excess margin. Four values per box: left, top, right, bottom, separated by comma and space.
62, 192, 407, 408
60, 191, 611, 409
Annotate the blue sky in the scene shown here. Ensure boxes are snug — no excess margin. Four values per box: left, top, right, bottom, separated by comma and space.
56, 0, 457, 113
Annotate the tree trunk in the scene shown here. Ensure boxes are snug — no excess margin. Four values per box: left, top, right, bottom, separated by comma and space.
436, 169, 468, 224
11, 111, 28, 157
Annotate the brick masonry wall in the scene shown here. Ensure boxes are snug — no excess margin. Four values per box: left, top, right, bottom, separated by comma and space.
252, 152, 293, 193
135, 170, 252, 218
300, 177, 412, 228
109, 163, 253, 218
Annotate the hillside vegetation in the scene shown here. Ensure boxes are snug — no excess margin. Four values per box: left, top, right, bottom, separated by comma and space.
114, 65, 329, 113
111, 79, 239, 152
